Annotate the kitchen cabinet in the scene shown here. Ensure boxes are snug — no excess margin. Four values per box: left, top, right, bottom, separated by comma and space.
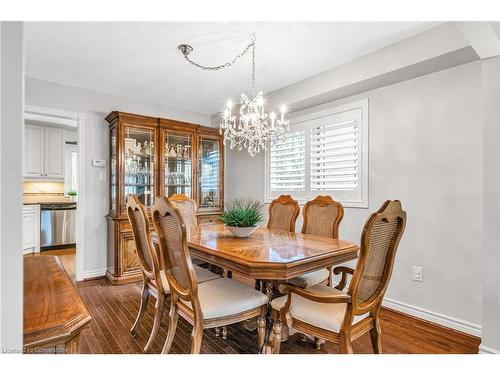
23, 204, 40, 254
24, 124, 65, 179
24, 124, 45, 178
44, 127, 65, 178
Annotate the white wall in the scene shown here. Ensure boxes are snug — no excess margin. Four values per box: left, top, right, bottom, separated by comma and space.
0, 21, 24, 351
480, 56, 500, 353
226, 61, 483, 334
25, 77, 210, 278
267, 23, 475, 112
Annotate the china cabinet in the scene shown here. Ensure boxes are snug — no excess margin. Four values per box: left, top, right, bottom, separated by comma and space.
105, 111, 224, 284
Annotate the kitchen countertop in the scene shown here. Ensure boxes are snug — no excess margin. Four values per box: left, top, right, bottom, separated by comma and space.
23, 195, 75, 205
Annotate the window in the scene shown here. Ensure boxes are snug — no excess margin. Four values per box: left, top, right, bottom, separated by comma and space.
64, 145, 78, 195
270, 130, 305, 192
265, 99, 368, 207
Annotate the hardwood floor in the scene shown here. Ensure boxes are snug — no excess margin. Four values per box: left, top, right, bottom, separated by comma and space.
75, 277, 480, 354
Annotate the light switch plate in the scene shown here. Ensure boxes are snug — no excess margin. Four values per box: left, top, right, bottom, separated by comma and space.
99, 171, 106, 181
412, 266, 423, 282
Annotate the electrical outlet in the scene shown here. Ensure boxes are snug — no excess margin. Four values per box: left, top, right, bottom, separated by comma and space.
412, 266, 423, 282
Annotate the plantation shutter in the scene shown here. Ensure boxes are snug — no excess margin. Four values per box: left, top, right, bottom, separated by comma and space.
310, 118, 359, 191
270, 130, 305, 191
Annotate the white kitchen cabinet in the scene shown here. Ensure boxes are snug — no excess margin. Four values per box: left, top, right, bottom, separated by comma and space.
24, 124, 65, 179
44, 127, 65, 178
23, 204, 40, 254
24, 124, 45, 178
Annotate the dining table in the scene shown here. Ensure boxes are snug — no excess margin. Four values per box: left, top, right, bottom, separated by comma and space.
152, 223, 359, 352
24, 256, 91, 354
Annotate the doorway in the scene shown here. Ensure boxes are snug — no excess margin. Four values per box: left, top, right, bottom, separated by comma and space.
24, 105, 85, 281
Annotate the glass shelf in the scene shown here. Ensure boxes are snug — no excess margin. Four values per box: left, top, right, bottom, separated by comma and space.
166, 156, 191, 161
125, 183, 152, 187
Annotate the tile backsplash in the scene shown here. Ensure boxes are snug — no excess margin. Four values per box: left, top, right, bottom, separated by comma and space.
23, 181, 65, 195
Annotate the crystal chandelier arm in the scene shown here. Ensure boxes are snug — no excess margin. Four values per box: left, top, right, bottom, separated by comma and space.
179, 34, 256, 73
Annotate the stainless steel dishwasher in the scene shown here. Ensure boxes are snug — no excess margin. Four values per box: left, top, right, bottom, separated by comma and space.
40, 203, 77, 248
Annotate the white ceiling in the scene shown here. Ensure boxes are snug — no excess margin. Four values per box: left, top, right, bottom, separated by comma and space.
25, 22, 439, 115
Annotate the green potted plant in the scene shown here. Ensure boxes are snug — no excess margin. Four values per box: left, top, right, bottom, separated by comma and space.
220, 199, 265, 237
67, 190, 77, 202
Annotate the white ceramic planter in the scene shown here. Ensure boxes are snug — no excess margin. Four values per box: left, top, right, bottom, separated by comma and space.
225, 225, 259, 238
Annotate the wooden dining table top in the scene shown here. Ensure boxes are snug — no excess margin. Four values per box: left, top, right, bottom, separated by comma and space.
152, 224, 359, 280
23, 256, 91, 350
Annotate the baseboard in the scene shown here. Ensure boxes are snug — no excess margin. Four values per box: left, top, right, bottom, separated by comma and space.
382, 298, 481, 337
478, 345, 500, 354
83, 268, 107, 280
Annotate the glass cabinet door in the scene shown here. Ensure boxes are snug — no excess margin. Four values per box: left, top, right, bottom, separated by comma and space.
163, 132, 193, 198
198, 137, 221, 210
124, 126, 155, 209
110, 126, 117, 212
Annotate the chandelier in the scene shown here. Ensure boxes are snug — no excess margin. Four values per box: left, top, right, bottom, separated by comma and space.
178, 34, 289, 156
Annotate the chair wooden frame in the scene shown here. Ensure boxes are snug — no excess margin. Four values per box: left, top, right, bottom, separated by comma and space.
170, 192, 215, 280
169, 193, 199, 227
152, 196, 267, 354
301, 195, 344, 238
267, 195, 300, 232
301, 195, 344, 286
170, 193, 228, 339
271, 200, 407, 354
126, 195, 168, 352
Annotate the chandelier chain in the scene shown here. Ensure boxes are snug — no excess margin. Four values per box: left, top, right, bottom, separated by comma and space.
251, 35, 255, 95
182, 34, 256, 77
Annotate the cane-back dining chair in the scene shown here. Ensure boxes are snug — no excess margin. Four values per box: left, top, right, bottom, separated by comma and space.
169, 193, 228, 338
270, 200, 407, 354
267, 195, 300, 232
169, 193, 198, 229
288, 195, 344, 289
152, 196, 269, 354
126, 196, 219, 352
169, 193, 206, 267
126, 195, 167, 352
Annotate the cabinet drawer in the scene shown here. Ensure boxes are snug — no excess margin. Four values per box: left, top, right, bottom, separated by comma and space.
23, 214, 36, 248
22, 205, 40, 252
197, 215, 222, 225
23, 205, 39, 214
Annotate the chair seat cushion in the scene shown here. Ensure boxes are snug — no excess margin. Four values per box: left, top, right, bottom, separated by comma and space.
181, 277, 268, 319
154, 266, 219, 294
192, 265, 220, 283
271, 284, 367, 332
287, 268, 330, 288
